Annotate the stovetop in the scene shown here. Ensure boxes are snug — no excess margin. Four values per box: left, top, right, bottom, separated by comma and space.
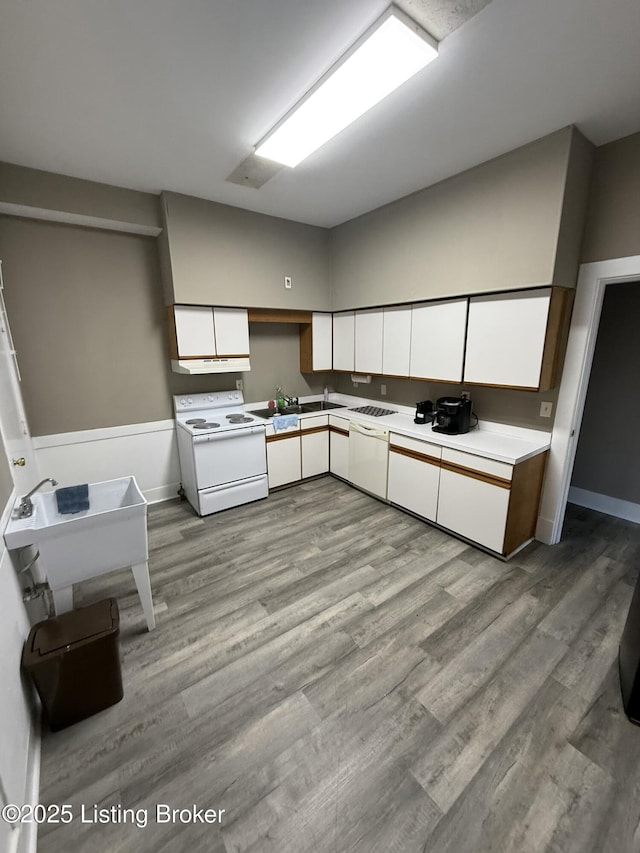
174, 390, 263, 436
349, 405, 398, 417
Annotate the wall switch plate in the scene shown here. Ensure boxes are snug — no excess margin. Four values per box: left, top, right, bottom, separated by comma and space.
381, 384, 387, 396
540, 401, 553, 418
236, 379, 243, 391
284, 276, 292, 289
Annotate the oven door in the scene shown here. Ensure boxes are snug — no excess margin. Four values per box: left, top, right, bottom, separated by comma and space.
192, 425, 266, 489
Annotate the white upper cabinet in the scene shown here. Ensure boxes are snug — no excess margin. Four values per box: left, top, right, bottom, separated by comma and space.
174, 305, 216, 357
355, 308, 384, 374
382, 306, 412, 377
333, 311, 355, 371
463, 288, 552, 389
212, 307, 249, 356
172, 305, 249, 359
312, 312, 333, 371
409, 299, 468, 382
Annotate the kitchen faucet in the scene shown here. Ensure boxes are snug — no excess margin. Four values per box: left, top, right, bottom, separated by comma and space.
16, 478, 58, 519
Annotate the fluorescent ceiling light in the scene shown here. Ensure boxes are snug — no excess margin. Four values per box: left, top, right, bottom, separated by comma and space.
255, 5, 438, 168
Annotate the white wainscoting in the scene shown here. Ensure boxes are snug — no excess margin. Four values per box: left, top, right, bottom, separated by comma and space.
568, 487, 640, 525
32, 419, 181, 504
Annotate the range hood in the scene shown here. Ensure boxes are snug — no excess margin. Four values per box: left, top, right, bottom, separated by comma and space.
171, 357, 251, 375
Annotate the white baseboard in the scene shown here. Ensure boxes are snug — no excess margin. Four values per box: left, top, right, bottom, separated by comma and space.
568, 486, 640, 524
32, 420, 180, 504
535, 514, 555, 545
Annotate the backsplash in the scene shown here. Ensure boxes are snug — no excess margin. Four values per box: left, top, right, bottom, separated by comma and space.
335, 374, 557, 431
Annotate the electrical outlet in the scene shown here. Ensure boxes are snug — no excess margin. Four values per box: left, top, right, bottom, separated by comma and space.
540, 401, 553, 418
380, 384, 387, 396
284, 276, 292, 289
236, 379, 243, 391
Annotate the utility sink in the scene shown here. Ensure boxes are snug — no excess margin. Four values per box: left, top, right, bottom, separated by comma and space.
4, 476, 155, 630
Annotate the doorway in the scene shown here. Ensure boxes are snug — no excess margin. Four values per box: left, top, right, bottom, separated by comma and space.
537, 254, 640, 544
569, 281, 640, 522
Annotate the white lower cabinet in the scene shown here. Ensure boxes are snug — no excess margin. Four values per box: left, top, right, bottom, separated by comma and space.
436, 448, 512, 553
301, 416, 329, 478
388, 434, 441, 522
329, 416, 349, 479
266, 425, 301, 489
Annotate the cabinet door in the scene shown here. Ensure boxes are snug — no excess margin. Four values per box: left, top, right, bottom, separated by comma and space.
388, 435, 441, 521
213, 307, 250, 356
382, 306, 411, 377
311, 313, 332, 371
463, 289, 551, 389
329, 420, 349, 479
409, 299, 467, 382
174, 306, 216, 357
436, 449, 512, 553
355, 309, 384, 374
302, 430, 329, 478
267, 435, 301, 488
333, 312, 355, 371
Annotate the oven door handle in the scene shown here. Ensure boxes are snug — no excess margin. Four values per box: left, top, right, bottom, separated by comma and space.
192, 426, 266, 443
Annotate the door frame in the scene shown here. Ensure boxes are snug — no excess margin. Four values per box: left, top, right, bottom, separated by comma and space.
537, 254, 640, 545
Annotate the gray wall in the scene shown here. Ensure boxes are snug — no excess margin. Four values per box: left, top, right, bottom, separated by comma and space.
0, 162, 161, 231
0, 217, 331, 435
581, 131, 640, 264
329, 127, 592, 311
571, 281, 640, 502
161, 192, 331, 311
244, 323, 331, 403
0, 216, 172, 434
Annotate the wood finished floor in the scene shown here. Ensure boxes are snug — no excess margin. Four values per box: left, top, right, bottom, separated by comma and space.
37, 477, 640, 853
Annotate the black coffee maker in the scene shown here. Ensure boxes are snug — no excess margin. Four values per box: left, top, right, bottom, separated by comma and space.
432, 396, 472, 435
414, 400, 433, 424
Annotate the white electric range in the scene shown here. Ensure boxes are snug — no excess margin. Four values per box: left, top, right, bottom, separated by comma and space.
174, 391, 268, 516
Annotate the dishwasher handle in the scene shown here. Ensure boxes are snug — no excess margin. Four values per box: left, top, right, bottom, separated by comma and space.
348, 420, 389, 440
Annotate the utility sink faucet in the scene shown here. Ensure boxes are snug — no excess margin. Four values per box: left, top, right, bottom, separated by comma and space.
16, 478, 58, 519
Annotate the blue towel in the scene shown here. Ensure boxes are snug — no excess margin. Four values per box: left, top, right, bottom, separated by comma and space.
56, 484, 90, 514
273, 414, 298, 433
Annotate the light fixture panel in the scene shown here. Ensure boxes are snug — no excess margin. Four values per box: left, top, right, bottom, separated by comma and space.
255, 5, 438, 168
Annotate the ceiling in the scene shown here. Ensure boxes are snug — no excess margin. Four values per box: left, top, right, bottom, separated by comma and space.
1, 0, 639, 228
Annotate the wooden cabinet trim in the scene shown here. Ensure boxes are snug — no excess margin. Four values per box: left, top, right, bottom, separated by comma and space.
301, 425, 330, 437
390, 444, 441, 467
538, 287, 570, 392
249, 308, 312, 323
266, 431, 300, 443
329, 424, 349, 438
440, 459, 511, 490
503, 450, 549, 555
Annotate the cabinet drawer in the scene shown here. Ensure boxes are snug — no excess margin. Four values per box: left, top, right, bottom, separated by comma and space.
266, 422, 300, 438
440, 448, 513, 484
329, 416, 349, 435
389, 433, 441, 464
300, 415, 329, 432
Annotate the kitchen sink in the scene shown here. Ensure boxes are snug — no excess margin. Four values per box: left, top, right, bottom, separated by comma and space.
248, 405, 304, 418
300, 401, 346, 412
248, 401, 346, 418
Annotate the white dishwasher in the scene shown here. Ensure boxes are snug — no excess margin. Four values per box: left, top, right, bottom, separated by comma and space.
348, 421, 390, 499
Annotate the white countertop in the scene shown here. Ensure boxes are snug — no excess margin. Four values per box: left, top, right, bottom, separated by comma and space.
246, 393, 551, 465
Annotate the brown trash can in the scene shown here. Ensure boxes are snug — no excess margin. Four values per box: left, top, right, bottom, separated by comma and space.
22, 598, 123, 731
